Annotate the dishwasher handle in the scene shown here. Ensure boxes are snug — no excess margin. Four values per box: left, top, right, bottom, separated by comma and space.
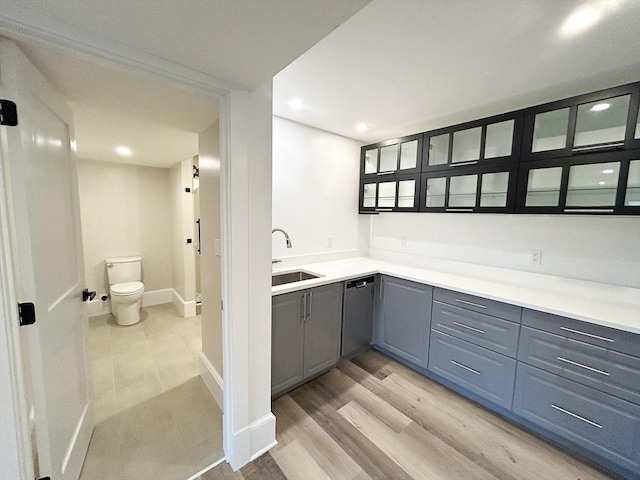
346, 276, 375, 289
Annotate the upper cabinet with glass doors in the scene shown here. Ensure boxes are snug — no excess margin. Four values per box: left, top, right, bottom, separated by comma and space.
361, 133, 423, 178
522, 82, 640, 160
422, 111, 524, 171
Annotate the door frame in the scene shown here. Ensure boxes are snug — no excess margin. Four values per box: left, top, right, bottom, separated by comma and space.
0, 19, 273, 478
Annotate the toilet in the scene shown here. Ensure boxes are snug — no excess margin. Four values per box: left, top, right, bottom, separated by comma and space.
106, 256, 145, 326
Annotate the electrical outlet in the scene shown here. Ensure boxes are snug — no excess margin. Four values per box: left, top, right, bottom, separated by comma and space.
327, 236, 333, 249
401, 236, 407, 248
530, 249, 542, 265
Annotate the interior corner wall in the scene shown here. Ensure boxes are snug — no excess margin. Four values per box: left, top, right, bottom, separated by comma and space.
76, 159, 173, 297
369, 213, 640, 288
198, 121, 222, 374
272, 117, 365, 262
169, 162, 186, 300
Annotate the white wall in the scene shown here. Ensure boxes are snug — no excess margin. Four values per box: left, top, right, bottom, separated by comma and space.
169, 158, 196, 306
272, 117, 368, 264
77, 159, 173, 296
369, 213, 640, 288
199, 122, 223, 374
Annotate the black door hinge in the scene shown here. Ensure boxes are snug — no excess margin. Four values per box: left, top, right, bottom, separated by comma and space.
0, 99, 18, 126
18, 302, 36, 326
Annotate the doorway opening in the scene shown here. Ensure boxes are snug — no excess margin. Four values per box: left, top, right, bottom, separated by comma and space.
2, 37, 226, 480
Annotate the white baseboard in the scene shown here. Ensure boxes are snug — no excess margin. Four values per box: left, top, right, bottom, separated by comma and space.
142, 288, 173, 307
172, 288, 197, 318
226, 412, 277, 470
199, 352, 223, 412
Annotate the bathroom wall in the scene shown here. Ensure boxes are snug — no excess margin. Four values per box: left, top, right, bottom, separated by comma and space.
77, 159, 173, 297
272, 116, 368, 265
198, 121, 223, 382
169, 157, 196, 309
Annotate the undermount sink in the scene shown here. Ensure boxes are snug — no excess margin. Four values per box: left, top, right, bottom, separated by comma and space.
272, 271, 320, 286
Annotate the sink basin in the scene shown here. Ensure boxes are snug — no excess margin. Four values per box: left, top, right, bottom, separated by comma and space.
272, 271, 319, 286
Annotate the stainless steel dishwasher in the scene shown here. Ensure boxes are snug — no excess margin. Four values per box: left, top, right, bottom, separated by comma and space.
342, 276, 376, 360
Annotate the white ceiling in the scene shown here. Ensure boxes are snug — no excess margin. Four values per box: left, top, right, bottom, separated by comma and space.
14, 41, 218, 168
274, 0, 640, 144
1, 0, 369, 168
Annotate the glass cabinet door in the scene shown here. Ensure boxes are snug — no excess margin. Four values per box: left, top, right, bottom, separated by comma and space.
574, 95, 630, 148
448, 174, 478, 207
364, 148, 378, 175
452, 127, 482, 164
379, 145, 399, 173
427, 133, 449, 166
397, 179, 416, 208
480, 171, 510, 207
532, 108, 570, 153
399, 140, 419, 171
566, 162, 619, 207
362, 183, 377, 208
485, 120, 515, 159
424, 177, 446, 208
525, 167, 563, 207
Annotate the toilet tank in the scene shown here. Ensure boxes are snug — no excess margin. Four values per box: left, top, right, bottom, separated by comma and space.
106, 256, 142, 285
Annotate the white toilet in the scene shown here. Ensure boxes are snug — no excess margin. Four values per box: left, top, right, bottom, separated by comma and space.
106, 256, 145, 326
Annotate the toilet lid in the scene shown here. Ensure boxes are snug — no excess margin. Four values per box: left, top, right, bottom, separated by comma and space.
111, 281, 144, 295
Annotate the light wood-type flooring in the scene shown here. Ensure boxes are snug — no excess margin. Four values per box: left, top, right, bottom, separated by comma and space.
199, 350, 615, 480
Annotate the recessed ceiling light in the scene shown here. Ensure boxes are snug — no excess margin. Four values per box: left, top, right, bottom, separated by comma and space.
601, 168, 614, 174
356, 123, 369, 133
598, 181, 606, 185
116, 146, 132, 156
590, 102, 610, 112
70, 140, 77, 152
288, 99, 304, 111
560, 5, 601, 36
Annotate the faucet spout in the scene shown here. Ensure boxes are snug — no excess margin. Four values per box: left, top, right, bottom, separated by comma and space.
272, 228, 292, 248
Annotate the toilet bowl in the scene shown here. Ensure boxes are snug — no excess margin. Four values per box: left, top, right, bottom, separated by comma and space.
106, 256, 145, 326
110, 281, 144, 326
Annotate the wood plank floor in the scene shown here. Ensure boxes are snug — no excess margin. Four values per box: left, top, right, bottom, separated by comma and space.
199, 350, 616, 480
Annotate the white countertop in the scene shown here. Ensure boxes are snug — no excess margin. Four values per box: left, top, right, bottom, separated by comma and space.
272, 257, 640, 335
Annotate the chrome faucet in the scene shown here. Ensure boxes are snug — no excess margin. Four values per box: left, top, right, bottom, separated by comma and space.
272, 228, 292, 248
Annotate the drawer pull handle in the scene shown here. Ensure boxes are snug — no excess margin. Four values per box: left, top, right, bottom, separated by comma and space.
557, 357, 609, 376
455, 299, 487, 309
453, 321, 485, 334
450, 360, 481, 375
560, 326, 614, 343
551, 404, 602, 429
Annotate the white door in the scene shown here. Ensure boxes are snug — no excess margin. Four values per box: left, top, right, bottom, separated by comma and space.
0, 39, 93, 480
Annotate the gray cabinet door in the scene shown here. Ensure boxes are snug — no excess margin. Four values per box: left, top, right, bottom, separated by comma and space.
271, 290, 305, 396
377, 276, 433, 368
303, 282, 343, 379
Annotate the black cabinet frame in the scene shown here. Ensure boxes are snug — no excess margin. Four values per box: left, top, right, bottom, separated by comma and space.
521, 81, 640, 162
359, 173, 421, 213
421, 110, 525, 172
360, 133, 424, 179
418, 164, 519, 214
515, 149, 640, 215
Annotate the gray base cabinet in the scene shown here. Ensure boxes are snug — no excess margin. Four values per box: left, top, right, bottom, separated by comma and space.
272, 282, 343, 397
514, 363, 640, 474
429, 330, 517, 409
376, 276, 433, 368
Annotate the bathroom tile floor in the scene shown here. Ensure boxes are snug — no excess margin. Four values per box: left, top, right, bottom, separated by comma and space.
81, 303, 223, 480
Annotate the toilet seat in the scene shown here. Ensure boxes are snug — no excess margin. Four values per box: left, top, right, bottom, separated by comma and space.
111, 281, 144, 296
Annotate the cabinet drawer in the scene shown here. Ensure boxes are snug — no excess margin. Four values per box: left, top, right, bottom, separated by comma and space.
522, 309, 640, 357
514, 364, 640, 473
434, 287, 521, 322
519, 326, 640, 405
428, 330, 516, 409
432, 300, 520, 357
